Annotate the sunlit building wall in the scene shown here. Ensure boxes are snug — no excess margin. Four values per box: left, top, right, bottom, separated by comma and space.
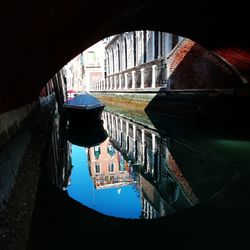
82, 41, 105, 92
64, 54, 83, 92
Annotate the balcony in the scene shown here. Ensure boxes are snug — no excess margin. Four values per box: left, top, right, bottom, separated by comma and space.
90, 57, 168, 92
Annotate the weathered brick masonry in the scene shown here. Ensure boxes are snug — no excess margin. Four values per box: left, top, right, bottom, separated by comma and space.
168, 39, 243, 89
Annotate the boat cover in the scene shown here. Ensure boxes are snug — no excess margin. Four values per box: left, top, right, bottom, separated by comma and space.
66, 93, 102, 106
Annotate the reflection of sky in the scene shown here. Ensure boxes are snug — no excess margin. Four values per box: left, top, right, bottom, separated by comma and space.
67, 145, 141, 219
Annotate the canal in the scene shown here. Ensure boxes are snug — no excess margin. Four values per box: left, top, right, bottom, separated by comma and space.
27, 104, 250, 249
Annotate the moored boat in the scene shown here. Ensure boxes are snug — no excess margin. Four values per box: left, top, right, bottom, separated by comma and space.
63, 93, 105, 123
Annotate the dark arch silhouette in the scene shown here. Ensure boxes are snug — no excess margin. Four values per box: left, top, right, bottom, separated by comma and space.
0, 0, 249, 113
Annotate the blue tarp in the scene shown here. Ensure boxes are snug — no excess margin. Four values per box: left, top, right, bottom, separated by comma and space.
66, 93, 102, 106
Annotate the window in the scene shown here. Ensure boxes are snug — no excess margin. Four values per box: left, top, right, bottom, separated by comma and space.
109, 162, 115, 172
133, 31, 136, 67
106, 52, 110, 75
87, 51, 96, 65
143, 31, 147, 63
117, 44, 121, 71
107, 144, 115, 158
111, 48, 115, 74
95, 163, 101, 173
154, 31, 159, 59
123, 38, 127, 69
94, 146, 101, 160
119, 162, 125, 171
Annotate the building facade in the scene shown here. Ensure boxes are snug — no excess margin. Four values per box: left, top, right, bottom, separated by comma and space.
81, 41, 105, 92
91, 29, 240, 93
63, 41, 105, 93
64, 54, 84, 92
91, 31, 185, 91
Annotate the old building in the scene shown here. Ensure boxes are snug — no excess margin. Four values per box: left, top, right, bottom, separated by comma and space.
91, 31, 184, 90
63, 41, 105, 93
81, 41, 105, 92
64, 54, 84, 92
106, 31, 181, 74
92, 29, 243, 93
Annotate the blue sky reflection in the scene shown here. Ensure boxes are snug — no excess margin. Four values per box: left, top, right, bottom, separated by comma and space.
67, 145, 141, 219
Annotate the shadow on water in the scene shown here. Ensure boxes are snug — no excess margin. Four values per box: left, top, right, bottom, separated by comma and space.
144, 40, 250, 141
27, 105, 250, 249
144, 89, 250, 141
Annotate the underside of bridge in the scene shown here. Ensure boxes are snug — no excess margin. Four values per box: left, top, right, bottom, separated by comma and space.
0, 0, 250, 113
0, 1, 250, 249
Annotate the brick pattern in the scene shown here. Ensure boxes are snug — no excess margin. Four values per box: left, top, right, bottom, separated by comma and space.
169, 39, 195, 74
168, 39, 243, 89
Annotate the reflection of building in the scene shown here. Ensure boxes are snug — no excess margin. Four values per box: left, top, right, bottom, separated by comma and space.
99, 110, 234, 219
46, 109, 73, 190
102, 110, 199, 218
88, 138, 134, 189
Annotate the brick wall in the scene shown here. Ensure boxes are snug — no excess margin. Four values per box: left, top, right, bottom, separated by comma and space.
169, 39, 195, 74
168, 39, 243, 89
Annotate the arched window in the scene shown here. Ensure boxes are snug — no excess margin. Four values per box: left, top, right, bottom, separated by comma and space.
111, 48, 115, 74
154, 31, 159, 59
159, 32, 163, 57
117, 43, 121, 71
143, 31, 147, 63
146, 31, 154, 62
133, 31, 136, 67
123, 37, 128, 70
106, 52, 110, 75
136, 31, 143, 65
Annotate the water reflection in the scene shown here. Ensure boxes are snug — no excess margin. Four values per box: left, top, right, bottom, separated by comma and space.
53, 108, 246, 220
101, 111, 238, 218
63, 115, 141, 218
67, 119, 108, 147
67, 143, 141, 218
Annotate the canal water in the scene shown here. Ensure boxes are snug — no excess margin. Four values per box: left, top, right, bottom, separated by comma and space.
66, 143, 141, 219
65, 109, 250, 219
27, 106, 250, 249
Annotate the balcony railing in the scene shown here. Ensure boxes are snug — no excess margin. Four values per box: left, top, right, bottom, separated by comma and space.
90, 58, 169, 91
